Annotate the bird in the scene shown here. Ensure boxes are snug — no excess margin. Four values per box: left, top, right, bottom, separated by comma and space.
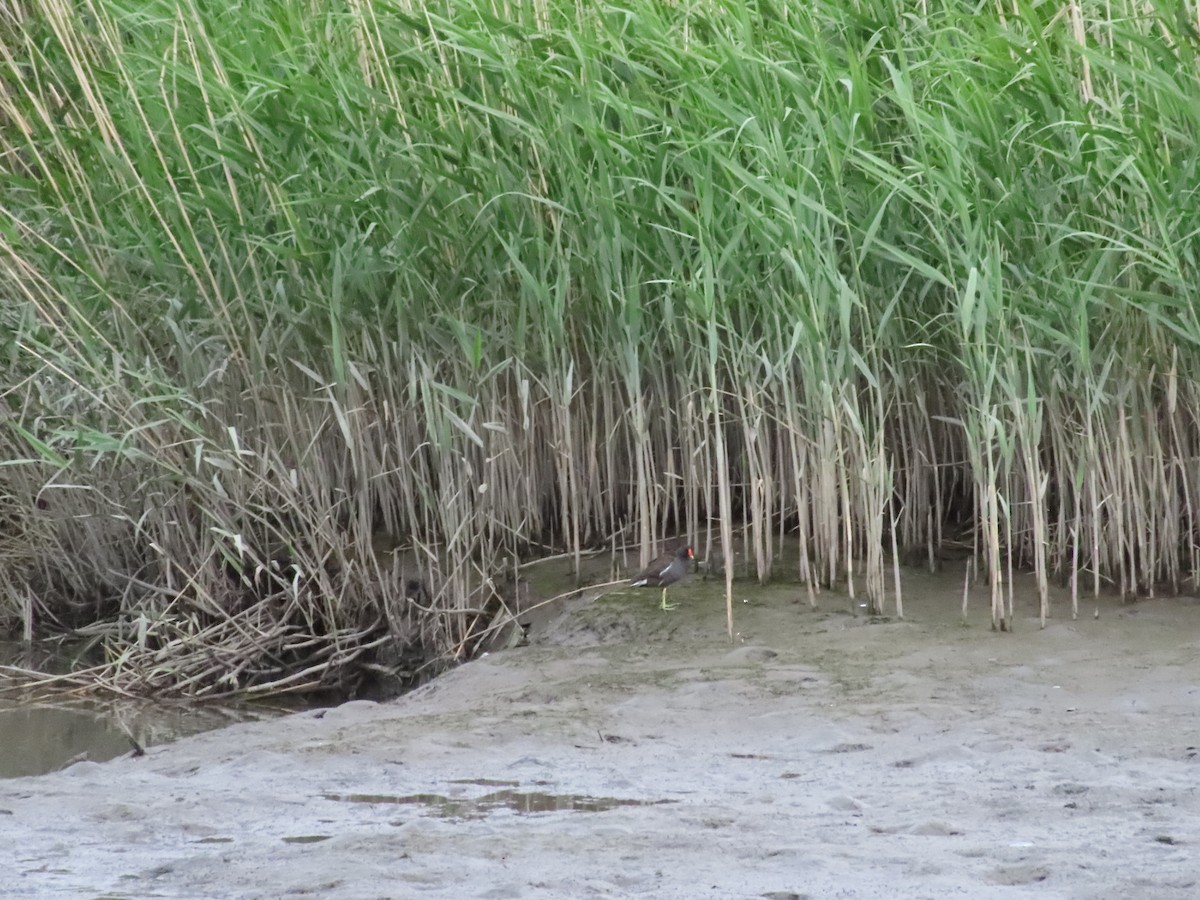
630, 544, 694, 611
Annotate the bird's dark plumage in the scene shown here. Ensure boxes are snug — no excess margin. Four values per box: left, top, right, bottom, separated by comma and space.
630, 545, 694, 610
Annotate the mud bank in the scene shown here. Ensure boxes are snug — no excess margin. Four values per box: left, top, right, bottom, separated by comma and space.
3, 572, 1199, 899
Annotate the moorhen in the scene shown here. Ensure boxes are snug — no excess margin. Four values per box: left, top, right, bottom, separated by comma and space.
630, 545, 694, 611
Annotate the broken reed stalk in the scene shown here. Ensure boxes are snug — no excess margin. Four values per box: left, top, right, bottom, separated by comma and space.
3, 0, 1200, 695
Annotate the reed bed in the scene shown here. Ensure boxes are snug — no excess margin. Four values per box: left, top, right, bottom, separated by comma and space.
2, 0, 1200, 697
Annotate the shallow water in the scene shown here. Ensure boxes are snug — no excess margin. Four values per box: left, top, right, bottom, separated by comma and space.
0, 701, 133, 778
0, 642, 319, 778
0, 694, 311, 778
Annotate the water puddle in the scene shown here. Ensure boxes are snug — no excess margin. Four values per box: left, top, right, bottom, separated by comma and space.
448, 777, 521, 787
322, 789, 676, 820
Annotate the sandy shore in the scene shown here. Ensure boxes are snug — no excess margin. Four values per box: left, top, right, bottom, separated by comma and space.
3, 570, 1199, 899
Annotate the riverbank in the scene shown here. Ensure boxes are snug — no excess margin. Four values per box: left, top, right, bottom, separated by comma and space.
3, 572, 1198, 899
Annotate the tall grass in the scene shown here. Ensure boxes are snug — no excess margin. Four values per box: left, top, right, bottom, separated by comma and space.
2, 0, 1199, 695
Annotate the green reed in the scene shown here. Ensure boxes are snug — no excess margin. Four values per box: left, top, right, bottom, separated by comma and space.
2, 0, 1199, 695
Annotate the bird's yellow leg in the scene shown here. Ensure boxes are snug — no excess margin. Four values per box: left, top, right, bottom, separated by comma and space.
660, 588, 678, 611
